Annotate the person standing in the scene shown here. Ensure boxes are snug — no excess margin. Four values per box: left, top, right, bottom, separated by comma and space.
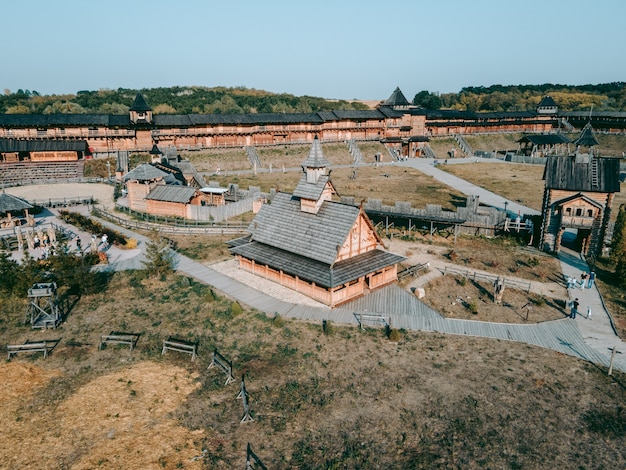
570, 298, 579, 319
588, 271, 595, 289
580, 272, 587, 289
587, 306, 592, 320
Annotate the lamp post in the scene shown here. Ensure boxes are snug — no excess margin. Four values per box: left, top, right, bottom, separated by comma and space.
504, 201, 508, 215
106, 161, 111, 182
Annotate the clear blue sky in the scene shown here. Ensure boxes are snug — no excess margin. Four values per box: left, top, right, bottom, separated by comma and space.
3, 0, 625, 101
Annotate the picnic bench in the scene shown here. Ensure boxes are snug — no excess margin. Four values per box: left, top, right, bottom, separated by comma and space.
162, 337, 198, 361
7, 340, 57, 360
99, 332, 140, 351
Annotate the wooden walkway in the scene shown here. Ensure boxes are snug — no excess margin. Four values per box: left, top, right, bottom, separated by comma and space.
175, 254, 626, 373
79, 209, 626, 373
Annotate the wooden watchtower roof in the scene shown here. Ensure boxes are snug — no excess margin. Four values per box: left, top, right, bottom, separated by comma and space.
543, 155, 620, 193
129, 93, 152, 112
382, 87, 410, 107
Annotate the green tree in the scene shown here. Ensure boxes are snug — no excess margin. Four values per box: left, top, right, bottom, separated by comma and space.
142, 235, 175, 278
0, 249, 20, 295
610, 204, 626, 286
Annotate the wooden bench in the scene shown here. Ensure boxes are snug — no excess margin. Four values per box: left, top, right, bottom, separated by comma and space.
99, 332, 139, 351
162, 337, 197, 361
7, 341, 54, 360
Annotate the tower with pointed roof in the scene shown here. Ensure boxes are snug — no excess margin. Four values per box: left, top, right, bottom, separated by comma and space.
292, 136, 337, 214
539, 123, 620, 256
382, 87, 410, 109
129, 93, 153, 125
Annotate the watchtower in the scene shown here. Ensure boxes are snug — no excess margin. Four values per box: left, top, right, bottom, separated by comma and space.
26, 282, 61, 329
539, 123, 621, 256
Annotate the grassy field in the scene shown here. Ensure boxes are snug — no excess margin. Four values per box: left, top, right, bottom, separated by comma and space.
3, 134, 626, 468
1, 269, 625, 469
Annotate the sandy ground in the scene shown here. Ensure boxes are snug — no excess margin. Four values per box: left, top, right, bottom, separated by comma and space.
5, 183, 115, 210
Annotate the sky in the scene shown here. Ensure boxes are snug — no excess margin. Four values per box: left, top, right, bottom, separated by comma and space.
3, 0, 625, 101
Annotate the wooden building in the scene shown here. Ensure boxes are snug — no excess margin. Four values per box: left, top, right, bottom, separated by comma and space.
517, 134, 572, 157
145, 185, 205, 218
0, 90, 592, 160
228, 137, 405, 307
539, 124, 621, 256
123, 163, 176, 213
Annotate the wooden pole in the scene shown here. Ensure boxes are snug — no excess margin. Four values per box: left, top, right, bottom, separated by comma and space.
608, 346, 621, 376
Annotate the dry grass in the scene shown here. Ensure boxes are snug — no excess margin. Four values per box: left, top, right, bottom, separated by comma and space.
1, 269, 625, 468
441, 162, 547, 212
441, 161, 626, 221
422, 275, 565, 323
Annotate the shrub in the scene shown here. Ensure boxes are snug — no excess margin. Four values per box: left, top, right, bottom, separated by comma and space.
322, 319, 335, 335
230, 301, 243, 316
468, 300, 478, 314
388, 328, 401, 342
273, 314, 285, 328
528, 257, 540, 267
457, 276, 467, 286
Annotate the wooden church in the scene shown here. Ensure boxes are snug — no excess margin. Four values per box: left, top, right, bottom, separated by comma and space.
539, 123, 621, 256
228, 136, 405, 307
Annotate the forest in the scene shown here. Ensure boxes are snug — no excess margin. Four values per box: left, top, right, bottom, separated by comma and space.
414, 82, 626, 112
1, 82, 625, 115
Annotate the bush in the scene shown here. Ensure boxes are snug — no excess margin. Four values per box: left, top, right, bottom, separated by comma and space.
230, 301, 243, 317
468, 300, 479, 314
273, 314, 285, 328
388, 328, 401, 342
322, 319, 335, 335
527, 257, 540, 267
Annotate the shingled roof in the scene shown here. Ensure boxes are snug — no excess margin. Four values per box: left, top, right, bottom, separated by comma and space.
543, 155, 620, 193
573, 122, 599, 147
129, 93, 152, 112
230, 241, 404, 288
0, 138, 88, 152
301, 135, 330, 169
123, 163, 169, 182
293, 174, 334, 201
517, 134, 571, 145
383, 87, 410, 107
145, 185, 198, 203
246, 192, 360, 265
537, 96, 558, 108
0, 193, 33, 213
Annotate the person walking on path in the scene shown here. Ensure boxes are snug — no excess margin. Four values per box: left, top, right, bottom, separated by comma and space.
587, 271, 595, 289
570, 298, 580, 319
580, 272, 588, 289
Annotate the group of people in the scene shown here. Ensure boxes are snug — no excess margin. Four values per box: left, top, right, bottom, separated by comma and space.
566, 270, 595, 290
569, 297, 592, 320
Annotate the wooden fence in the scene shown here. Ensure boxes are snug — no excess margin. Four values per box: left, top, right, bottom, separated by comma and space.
443, 265, 531, 292
93, 208, 248, 235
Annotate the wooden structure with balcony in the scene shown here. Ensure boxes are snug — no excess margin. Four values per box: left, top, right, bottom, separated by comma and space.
539, 124, 621, 256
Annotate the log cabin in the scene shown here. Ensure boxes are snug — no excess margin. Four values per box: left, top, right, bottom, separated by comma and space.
228, 136, 405, 307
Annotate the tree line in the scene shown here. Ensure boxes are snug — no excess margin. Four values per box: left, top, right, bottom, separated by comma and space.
2, 82, 625, 115
0, 86, 369, 115
412, 82, 626, 112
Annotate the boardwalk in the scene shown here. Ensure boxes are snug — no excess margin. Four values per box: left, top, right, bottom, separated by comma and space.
13, 177, 625, 373
75, 200, 626, 373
